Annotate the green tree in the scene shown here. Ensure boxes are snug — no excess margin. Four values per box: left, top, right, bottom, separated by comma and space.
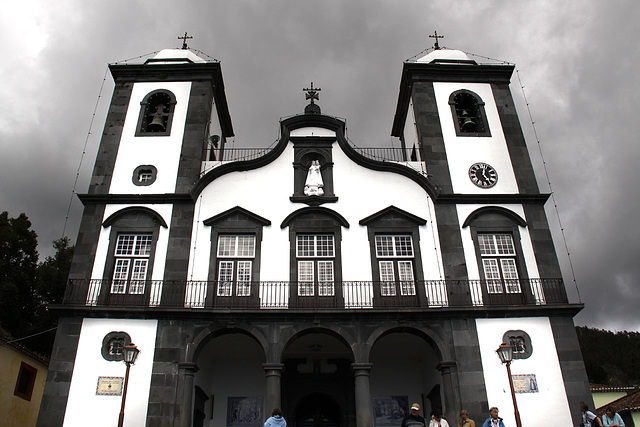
0, 211, 39, 339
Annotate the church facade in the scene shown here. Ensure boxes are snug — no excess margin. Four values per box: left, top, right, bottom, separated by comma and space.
37, 46, 592, 427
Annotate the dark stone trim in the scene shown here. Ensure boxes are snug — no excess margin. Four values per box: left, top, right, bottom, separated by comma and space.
281, 207, 350, 229
289, 195, 339, 206
359, 205, 427, 226
436, 193, 550, 204
433, 204, 468, 284
108, 62, 233, 137
462, 206, 527, 228
392, 63, 515, 137
162, 204, 195, 283
192, 113, 440, 200
203, 206, 271, 227
101, 331, 132, 361
35, 317, 83, 427
522, 204, 563, 279
549, 316, 593, 427
132, 165, 157, 186
68, 204, 107, 281
102, 206, 168, 228
502, 329, 533, 359
491, 83, 539, 194
78, 193, 194, 204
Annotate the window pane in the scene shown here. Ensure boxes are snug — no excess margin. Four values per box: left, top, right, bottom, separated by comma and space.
318, 261, 334, 296
134, 235, 153, 256
375, 236, 394, 257
115, 235, 136, 256
478, 234, 496, 255
297, 235, 315, 257
298, 261, 314, 296
128, 259, 147, 294
398, 261, 415, 295
501, 258, 521, 293
483, 259, 503, 293
494, 234, 515, 255
111, 259, 129, 293
236, 236, 255, 257
316, 235, 334, 257
217, 236, 236, 257
217, 261, 233, 296
379, 261, 396, 296
236, 261, 252, 296
394, 236, 413, 257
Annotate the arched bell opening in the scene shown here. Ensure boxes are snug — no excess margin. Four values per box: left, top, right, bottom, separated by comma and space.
281, 331, 355, 427
369, 331, 442, 422
193, 332, 267, 427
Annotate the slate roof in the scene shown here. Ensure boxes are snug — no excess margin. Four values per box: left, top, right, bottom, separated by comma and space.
596, 389, 640, 415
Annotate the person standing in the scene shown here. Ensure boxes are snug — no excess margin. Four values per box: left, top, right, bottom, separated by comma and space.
602, 407, 625, 427
581, 402, 603, 427
481, 407, 505, 427
401, 403, 428, 427
429, 407, 450, 427
264, 408, 287, 427
459, 409, 476, 427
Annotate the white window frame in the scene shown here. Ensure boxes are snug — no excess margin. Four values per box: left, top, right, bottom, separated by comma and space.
216, 235, 255, 297
375, 235, 416, 296
111, 234, 152, 294
479, 233, 521, 294
296, 235, 335, 296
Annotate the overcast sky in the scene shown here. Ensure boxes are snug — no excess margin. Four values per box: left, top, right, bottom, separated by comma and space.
1, 1, 638, 331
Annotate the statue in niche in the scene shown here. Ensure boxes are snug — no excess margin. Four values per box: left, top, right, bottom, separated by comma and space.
304, 160, 324, 196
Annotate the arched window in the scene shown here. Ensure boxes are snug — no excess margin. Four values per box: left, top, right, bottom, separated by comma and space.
449, 90, 490, 137
135, 90, 177, 136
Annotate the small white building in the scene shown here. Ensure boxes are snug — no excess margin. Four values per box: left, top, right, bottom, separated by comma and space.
38, 46, 592, 427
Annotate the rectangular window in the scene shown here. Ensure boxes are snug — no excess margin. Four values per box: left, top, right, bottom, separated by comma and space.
111, 234, 152, 294
296, 235, 335, 296
14, 362, 37, 401
479, 234, 520, 294
217, 235, 255, 297
375, 235, 416, 296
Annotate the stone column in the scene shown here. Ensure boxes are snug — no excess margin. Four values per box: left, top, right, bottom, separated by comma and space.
178, 362, 199, 427
352, 363, 374, 427
436, 361, 461, 423
263, 363, 284, 412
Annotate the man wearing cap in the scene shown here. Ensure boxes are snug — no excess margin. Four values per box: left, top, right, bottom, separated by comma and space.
401, 403, 428, 427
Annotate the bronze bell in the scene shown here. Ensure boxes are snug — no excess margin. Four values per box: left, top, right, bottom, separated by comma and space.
462, 117, 476, 132
147, 104, 166, 132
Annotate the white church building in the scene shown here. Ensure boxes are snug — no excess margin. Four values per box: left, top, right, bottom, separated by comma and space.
37, 45, 592, 427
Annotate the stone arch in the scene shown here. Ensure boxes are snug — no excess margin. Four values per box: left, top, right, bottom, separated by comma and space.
189, 324, 268, 363
278, 325, 356, 363
365, 324, 449, 363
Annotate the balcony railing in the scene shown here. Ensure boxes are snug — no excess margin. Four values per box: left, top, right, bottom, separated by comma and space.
63, 279, 568, 310
203, 147, 418, 163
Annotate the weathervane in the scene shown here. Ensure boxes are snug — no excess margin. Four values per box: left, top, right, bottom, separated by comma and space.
303, 82, 321, 104
429, 30, 444, 50
178, 32, 193, 50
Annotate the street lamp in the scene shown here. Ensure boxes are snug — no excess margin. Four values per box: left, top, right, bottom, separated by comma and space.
496, 343, 522, 427
118, 342, 140, 427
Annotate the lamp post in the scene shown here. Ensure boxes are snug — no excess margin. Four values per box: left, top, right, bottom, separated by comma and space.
496, 343, 522, 427
118, 342, 140, 427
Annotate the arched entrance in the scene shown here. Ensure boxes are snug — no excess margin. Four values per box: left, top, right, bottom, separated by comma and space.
296, 393, 341, 427
282, 331, 354, 427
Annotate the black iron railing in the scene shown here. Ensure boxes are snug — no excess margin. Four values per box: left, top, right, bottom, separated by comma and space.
63, 279, 568, 310
203, 147, 417, 163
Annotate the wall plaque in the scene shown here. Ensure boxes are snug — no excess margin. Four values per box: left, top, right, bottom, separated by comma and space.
513, 374, 538, 393
96, 376, 124, 396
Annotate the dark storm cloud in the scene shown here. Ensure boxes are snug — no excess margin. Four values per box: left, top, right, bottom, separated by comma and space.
1, 0, 638, 330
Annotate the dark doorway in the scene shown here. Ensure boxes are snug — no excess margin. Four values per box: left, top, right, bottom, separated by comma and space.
296, 393, 340, 427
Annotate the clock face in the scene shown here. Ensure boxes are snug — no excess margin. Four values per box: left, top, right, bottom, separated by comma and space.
469, 162, 498, 188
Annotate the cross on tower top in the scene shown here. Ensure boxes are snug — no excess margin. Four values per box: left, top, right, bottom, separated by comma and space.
178, 32, 193, 50
303, 82, 321, 104
429, 30, 444, 50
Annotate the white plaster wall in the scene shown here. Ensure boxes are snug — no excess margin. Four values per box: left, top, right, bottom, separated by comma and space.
110, 81, 192, 194
403, 99, 421, 162
476, 317, 572, 427
456, 204, 540, 281
87, 204, 172, 303
186, 130, 444, 288
432, 82, 518, 194
63, 318, 158, 427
